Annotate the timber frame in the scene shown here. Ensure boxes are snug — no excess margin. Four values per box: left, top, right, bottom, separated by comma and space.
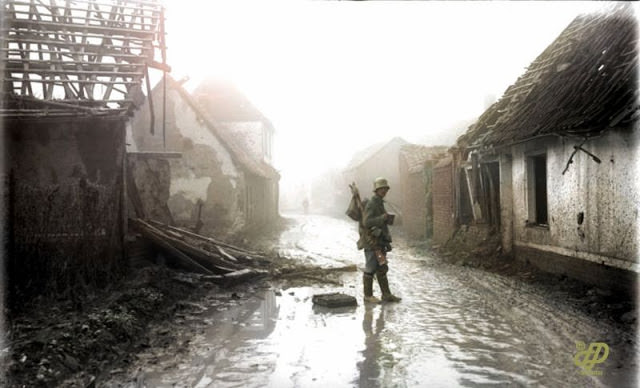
1, 0, 167, 118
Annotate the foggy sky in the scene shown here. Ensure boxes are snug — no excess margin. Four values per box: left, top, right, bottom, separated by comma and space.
159, 1, 613, 195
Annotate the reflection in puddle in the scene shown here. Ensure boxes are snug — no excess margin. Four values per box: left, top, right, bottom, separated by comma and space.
265, 287, 363, 388
357, 304, 383, 387
139, 215, 625, 387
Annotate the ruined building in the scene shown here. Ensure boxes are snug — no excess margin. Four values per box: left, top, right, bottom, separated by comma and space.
433, 5, 639, 293
128, 76, 280, 237
1, 0, 167, 302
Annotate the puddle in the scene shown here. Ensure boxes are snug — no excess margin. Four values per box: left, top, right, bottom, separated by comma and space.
132, 214, 632, 387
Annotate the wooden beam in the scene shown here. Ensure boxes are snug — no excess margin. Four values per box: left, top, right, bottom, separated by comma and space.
5, 78, 141, 85
7, 9, 159, 28
127, 151, 182, 159
5, 59, 145, 71
1, 27, 155, 42
131, 219, 241, 274
8, 18, 158, 38
8, 0, 161, 16
0, 37, 154, 53
1, 48, 148, 60
130, 219, 214, 275
6, 67, 144, 77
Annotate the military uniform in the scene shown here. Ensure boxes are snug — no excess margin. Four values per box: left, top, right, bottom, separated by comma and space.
359, 177, 401, 304
361, 194, 392, 272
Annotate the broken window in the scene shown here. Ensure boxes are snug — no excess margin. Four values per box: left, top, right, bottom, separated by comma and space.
527, 154, 548, 226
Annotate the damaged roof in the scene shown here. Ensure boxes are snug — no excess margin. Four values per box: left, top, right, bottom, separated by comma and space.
399, 145, 448, 173
345, 137, 409, 171
457, 5, 638, 149
1, 0, 166, 119
164, 77, 279, 180
193, 78, 274, 129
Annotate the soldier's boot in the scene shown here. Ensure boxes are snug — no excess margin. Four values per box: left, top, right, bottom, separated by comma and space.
363, 273, 381, 304
377, 270, 401, 303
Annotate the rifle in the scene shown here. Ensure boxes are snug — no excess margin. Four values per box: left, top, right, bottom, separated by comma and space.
347, 182, 365, 223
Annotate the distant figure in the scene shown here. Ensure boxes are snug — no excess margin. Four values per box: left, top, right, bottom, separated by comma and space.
302, 198, 309, 214
360, 177, 401, 303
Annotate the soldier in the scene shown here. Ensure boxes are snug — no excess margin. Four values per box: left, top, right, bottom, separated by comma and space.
361, 177, 402, 303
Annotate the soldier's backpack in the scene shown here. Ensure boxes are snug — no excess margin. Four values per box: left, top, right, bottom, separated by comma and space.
346, 182, 366, 222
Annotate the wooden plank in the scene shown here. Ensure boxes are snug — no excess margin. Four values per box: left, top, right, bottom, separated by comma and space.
4, 78, 141, 85
7, 9, 159, 28
202, 269, 270, 287
6, 0, 161, 17
132, 219, 242, 274
277, 264, 357, 279
5, 67, 144, 77
1, 48, 147, 60
7, 18, 158, 38
1, 27, 155, 42
127, 151, 182, 159
130, 219, 213, 275
5, 59, 146, 70
149, 221, 267, 259
5, 95, 106, 111
0, 37, 153, 52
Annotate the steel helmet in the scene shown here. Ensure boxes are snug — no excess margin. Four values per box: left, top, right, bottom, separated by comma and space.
373, 177, 390, 191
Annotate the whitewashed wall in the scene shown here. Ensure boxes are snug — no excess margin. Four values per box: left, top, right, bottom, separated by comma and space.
130, 87, 247, 236
503, 129, 638, 271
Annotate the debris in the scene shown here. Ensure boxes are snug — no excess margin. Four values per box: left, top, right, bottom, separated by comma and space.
276, 264, 357, 279
131, 219, 354, 289
202, 269, 269, 287
312, 293, 358, 308
134, 219, 241, 273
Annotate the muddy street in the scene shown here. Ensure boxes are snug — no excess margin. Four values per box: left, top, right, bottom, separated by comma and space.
108, 214, 636, 388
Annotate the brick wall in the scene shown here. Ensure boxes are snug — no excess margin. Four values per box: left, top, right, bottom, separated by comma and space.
432, 160, 455, 245
515, 245, 637, 296
403, 171, 426, 239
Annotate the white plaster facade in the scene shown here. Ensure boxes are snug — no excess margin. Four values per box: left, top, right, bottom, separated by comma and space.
129, 83, 248, 236
500, 129, 639, 272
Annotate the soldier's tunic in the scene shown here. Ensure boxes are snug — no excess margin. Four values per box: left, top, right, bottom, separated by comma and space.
360, 193, 392, 274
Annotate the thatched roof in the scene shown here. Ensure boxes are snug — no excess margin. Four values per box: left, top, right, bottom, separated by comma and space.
193, 78, 274, 129
165, 77, 279, 180
399, 145, 448, 173
457, 4, 638, 150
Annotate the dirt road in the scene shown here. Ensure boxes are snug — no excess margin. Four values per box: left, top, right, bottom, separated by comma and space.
106, 214, 637, 387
